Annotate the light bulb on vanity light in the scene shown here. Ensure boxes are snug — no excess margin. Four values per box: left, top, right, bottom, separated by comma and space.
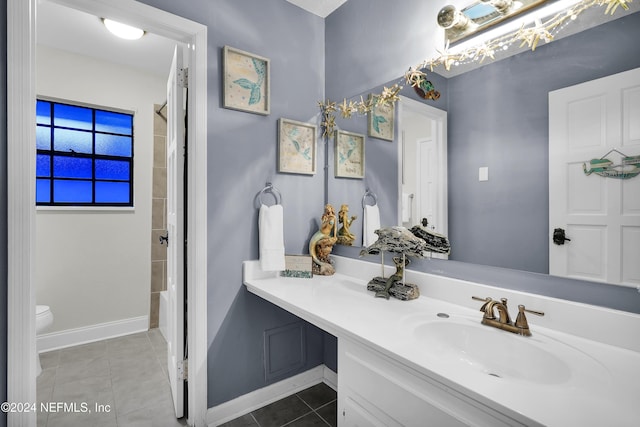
102, 18, 145, 40
437, 5, 472, 30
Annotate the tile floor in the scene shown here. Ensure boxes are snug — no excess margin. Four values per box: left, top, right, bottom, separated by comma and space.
219, 382, 337, 427
37, 329, 187, 427
37, 328, 337, 427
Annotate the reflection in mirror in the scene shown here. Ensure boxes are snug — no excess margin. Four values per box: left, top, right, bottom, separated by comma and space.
397, 97, 448, 260
328, 8, 640, 291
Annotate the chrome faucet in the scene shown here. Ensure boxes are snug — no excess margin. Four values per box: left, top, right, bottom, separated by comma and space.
472, 296, 544, 336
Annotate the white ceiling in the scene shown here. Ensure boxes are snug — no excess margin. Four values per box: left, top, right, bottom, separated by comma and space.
37, 1, 177, 78
36, 0, 347, 78
285, 0, 347, 17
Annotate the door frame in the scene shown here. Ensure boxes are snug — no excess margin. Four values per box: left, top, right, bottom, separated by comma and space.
397, 96, 448, 236
7, 0, 208, 425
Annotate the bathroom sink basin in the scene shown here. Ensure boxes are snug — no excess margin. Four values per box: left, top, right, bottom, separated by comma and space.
414, 319, 609, 386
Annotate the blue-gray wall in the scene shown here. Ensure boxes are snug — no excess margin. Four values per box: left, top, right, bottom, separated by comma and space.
328, 4, 640, 313
1, 2, 7, 426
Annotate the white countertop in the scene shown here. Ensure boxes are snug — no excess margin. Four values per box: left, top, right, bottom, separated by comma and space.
244, 256, 640, 427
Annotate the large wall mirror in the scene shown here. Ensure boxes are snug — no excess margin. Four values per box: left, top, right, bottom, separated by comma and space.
327, 4, 640, 298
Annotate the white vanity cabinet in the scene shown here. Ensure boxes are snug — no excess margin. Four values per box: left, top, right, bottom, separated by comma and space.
243, 258, 640, 427
338, 338, 527, 427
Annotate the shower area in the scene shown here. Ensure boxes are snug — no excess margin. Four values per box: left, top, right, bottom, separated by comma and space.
150, 103, 168, 336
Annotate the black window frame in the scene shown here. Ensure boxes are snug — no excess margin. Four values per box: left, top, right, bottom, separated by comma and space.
36, 98, 135, 207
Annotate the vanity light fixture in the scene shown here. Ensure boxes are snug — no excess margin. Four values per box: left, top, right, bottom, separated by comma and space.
425, 0, 631, 72
437, 0, 548, 44
102, 18, 145, 40
437, 5, 473, 30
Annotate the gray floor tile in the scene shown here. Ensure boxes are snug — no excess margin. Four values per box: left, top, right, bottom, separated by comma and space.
37, 330, 184, 427
147, 328, 168, 351
109, 356, 165, 385
285, 412, 330, 426
112, 374, 174, 416
58, 341, 107, 366
37, 367, 56, 391
106, 332, 151, 351
316, 401, 338, 427
39, 350, 60, 370
116, 399, 188, 427
37, 411, 48, 427
46, 410, 117, 427
51, 375, 113, 402
108, 342, 156, 361
296, 383, 336, 410
252, 395, 313, 427
218, 413, 259, 427
54, 356, 110, 386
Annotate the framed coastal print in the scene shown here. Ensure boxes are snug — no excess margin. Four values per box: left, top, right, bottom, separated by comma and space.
367, 94, 394, 141
223, 46, 270, 115
335, 130, 365, 179
278, 118, 317, 175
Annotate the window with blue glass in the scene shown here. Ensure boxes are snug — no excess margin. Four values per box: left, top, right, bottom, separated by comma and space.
36, 99, 134, 206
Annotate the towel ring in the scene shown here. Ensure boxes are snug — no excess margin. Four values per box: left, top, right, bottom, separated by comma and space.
258, 182, 282, 205
362, 189, 378, 209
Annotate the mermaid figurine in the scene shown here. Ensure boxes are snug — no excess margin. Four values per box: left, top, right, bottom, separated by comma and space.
309, 204, 338, 275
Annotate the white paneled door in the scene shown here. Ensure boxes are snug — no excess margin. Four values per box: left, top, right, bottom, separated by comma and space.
549, 67, 640, 286
166, 45, 186, 418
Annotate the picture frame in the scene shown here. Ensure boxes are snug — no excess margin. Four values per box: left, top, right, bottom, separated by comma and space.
278, 118, 317, 175
335, 130, 365, 179
222, 46, 270, 115
367, 94, 395, 141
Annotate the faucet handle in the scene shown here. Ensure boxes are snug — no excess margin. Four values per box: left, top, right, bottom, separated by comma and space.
515, 304, 545, 335
472, 296, 495, 319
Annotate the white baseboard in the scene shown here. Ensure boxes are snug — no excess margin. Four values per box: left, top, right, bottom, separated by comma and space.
206, 364, 338, 427
37, 315, 149, 352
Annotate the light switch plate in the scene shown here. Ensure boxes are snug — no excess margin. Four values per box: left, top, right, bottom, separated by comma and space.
479, 167, 489, 181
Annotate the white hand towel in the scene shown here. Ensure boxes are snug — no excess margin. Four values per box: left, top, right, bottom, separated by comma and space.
259, 204, 286, 271
402, 192, 411, 223
363, 204, 380, 247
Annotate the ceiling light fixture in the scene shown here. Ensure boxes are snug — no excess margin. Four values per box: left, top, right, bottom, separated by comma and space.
102, 18, 145, 40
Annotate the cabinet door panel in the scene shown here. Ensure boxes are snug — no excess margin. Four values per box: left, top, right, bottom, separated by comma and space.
338, 338, 529, 427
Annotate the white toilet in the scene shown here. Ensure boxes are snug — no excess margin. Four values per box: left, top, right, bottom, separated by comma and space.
35, 305, 54, 376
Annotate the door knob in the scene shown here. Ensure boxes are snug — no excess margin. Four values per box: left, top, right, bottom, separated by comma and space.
553, 228, 571, 245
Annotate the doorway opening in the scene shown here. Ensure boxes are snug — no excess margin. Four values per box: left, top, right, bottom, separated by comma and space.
7, 0, 208, 425
398, 96, 448, 257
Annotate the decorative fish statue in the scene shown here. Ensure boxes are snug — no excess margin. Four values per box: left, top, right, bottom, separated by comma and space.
583, 154, 640, 179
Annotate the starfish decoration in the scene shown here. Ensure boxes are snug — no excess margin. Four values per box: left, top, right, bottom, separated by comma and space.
378, 84, 402, 106
601, 0, 631, 15
321, 114, 336, 138
357, 95, 374, 115
318, 99, 336, 114
405, 68, 427, 88
432, 40, 461, 71
516, 20, 554, 51
338, 98, 357, 119
474, 44, 496, 63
